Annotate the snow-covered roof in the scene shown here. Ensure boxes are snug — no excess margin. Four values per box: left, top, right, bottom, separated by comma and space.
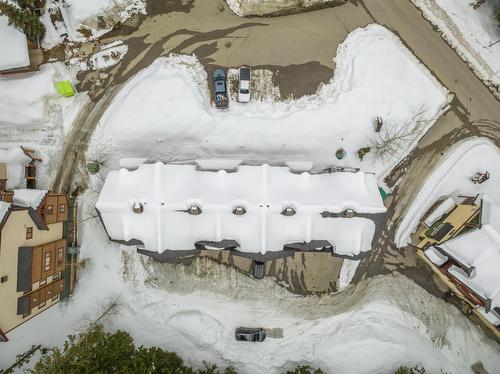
424, 246, 448, 267
424, 197, 455, 227
96, 162, 385, 255
440, 225, 500, 308
0, 147, 31, 190
0, 201, 11, 224
0, 14, 30, 71
13, 189, 48, 209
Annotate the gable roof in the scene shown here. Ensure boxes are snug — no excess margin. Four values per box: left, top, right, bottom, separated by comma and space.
13, 189, 48, 209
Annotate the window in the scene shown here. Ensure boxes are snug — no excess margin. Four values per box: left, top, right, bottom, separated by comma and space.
0, 275, 7, 283
39, 278, 47, 286
57, 247, 64, 267
53, 272, 60, 280
59, 203, 66, 213
26, 227, 33, 239
46, 205, 54, 215
52, 294, 59, 302
44, 252, 51, 272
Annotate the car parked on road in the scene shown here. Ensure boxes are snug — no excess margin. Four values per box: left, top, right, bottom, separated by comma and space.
212, 68, 228, 109
238, 66, 251, 102
235, 327, 266, 342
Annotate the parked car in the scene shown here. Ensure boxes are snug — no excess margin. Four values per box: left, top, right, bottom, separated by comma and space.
235, 327, 266, 342
212, 68, 228, 109
252, 260, 265, 279
238, 66, 251, 102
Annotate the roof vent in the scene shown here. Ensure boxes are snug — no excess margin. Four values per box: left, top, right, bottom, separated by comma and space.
282, 207, 296, 216
132, 202, 144, 214
188, 205, 202, 215
232, 206, 246, 215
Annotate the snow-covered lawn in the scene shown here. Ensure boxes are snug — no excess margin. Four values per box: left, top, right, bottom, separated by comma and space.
0, 63, 88, 188
1, 190, 500, 374
395, 137, 500, 248
41, 0, 146, 48
90, 24, 449, 180
412, 0, 500, 94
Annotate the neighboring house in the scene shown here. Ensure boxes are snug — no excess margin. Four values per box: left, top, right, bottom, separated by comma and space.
411, 195, 481, 249
96, 161, 386, 264
0, 14, 31, 72
0, 4, 45, 74
0, 189, 68, 341
417, 197, 500, 334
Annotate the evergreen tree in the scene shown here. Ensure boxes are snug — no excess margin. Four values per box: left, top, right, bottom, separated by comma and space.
0, 0, 45, 40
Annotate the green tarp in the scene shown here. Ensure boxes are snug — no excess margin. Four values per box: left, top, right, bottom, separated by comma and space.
55, 80, 75, 97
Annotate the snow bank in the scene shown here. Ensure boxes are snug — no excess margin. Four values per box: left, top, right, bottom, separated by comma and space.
41, 0, 146, 48
412, 0, 500, 93
225, 0, 343, 17
91, 25, 448, 179
2, 193, 500, 373
0, 147, 31, 190
395, 137, 500, 247
0, 14, 29, 71
96, 163, 384, 256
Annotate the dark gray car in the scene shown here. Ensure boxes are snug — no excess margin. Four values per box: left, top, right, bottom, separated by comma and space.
212, 68, 228, 108
235, 327, 266, 342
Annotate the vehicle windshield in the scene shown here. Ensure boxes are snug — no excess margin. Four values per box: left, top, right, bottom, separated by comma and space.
240, 89, 249, 94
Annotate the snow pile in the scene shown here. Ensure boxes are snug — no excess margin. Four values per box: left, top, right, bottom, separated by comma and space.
395, 138, 500, 247
12, 189, 48, 209
91, 24, 449, 179
89, 41, 128, 70
225, 0, 343, 17
2, 194, 500, 373
0, 14, 29, 71
0, 62, 88, 188
41, 0, 146, 48
96, 163, 384, 256
412, 0, 500, 93
0, 147, 31, 190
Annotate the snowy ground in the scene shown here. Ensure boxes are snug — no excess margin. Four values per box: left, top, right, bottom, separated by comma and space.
0, 63, 88, 188
89, 24, 449, 180
1, 189, 500, 374
395, 137, 500, 248
41, 0, 146, 48
412, 0, 500, 95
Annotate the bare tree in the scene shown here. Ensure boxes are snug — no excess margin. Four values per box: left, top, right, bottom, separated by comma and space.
368, 109, 428, 161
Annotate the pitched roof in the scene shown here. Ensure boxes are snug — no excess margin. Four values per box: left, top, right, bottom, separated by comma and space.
96, 162, 385, 256
13, 189, 48, 209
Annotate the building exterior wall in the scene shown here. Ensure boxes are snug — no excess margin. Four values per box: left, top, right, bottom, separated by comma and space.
0, 210, 63, 333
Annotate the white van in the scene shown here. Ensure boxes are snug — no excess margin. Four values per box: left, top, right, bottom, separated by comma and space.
238, 66, 251, 102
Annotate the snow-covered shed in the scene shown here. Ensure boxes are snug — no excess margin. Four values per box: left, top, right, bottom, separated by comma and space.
0, 14, 30, 72
96, 162, 386, 257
